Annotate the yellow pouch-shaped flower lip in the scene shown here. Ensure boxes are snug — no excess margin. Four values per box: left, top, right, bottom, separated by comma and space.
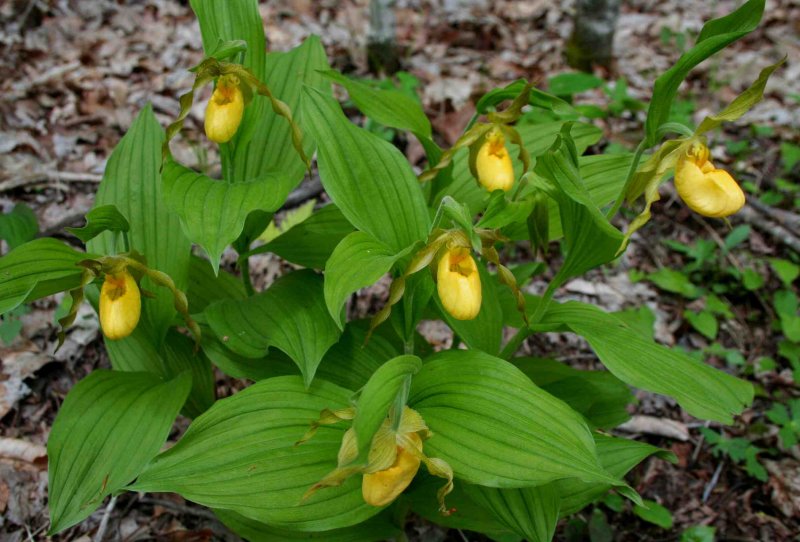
362, 432, 422, 507
99, 269, 141, 340
674, 144, 745, 218
475, 127, 515, 192
437, 247, 481, 321
204, 75, 245, 144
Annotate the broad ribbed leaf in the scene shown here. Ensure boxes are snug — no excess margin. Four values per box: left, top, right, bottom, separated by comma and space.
162, 161, 293, 273
324, 232, 410, 328
514, 357, 633, 429
66, 205, 129, 244
0, 238, 87, 315
201, 330, 295, 382
535, 300, 753, 423
87, 105, 191, 336
557, 434, 674, 516
132, 376, 381, 531
409, 350, 616, 487
186, 255, 246, 314
215, 508, 402, 542
191, 0, 265, 79
439, 120, 602, 214
205, 270, 340, 386
262, 204, 355, 269
465, 483, 559, 542
436, 262, 503, 355
532, 125, 623, 290
0, 203, 38, 251
643, 0, 765, 144
352, 355, 422, 462
163, 329, 215, 417
47, 370, 190, 533
302, 87, 430, 252
323, 70, 432, 137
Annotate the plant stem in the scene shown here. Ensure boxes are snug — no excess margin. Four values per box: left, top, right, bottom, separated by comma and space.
239, 255, 255, 296
606, 139, 647, 219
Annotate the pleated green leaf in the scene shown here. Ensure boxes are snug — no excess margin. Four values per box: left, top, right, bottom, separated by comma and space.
191, 0, 265, 79
535, 300, 753, 423
322, 70, 432, 137
465, 483, 560, 542
513, 357, 633, 429
0, 203, 38, 251
261, 204, 355, 270
324, 231, 410, 328
87, 105, 191, 337
162, 161, 293, 273
215, 508, 402, 542
0, 238, 87, 315
301, 87, 430, 252
132, 376, 382, 531
409, 350, 617, 487
66, 205, 129, 244
163, 329, 215, 418
643, 0, 765, 145
557, 434, 674, 516
47, 370, 190, 534
205, 270, 341, 386
186, 254, 246, 314
352, 355, 422, 462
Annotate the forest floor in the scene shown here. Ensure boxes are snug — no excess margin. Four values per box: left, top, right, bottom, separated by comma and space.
1, 0, 799, 541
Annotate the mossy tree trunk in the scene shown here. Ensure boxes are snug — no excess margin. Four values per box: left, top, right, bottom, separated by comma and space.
367, 0, 400, 74
566, 0, 621, 72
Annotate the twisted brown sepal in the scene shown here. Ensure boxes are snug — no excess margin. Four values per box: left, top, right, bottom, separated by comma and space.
55, 266, 97, 352
161, 58, 310, 172
480, 236, 529, 326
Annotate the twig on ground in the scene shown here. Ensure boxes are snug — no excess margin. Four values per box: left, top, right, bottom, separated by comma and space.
738, 204, 800, 253
284, 175, 323, 208
0, 170, 103, 192
617, 415, 690, 441
139, 496, 221, 522
93, 495, 117, 542
702, 460, 725, 503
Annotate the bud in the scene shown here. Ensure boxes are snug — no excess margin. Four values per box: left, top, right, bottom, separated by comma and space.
674, 142, 745, 218
437, 247, 482, 320
362, 432, 422, 507
99, 270, 141, 340
475, 127, 515, 192
204, 75, 244, 144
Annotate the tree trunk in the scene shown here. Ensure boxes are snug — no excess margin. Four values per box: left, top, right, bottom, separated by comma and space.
367, 0, 400, 74
566, 0, 621, 72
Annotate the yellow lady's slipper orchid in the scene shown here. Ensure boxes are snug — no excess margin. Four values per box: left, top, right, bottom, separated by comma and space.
475, 127, 515, 192
99, 270, 141, 340
437, 247, 481, 320
204, 75, 244, 144
362, 432, 422, 507
674, 142, 745, 218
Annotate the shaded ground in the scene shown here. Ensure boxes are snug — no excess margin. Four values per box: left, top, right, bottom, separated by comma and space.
1, 0, 798, 540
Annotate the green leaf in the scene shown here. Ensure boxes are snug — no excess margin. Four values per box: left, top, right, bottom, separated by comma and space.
409, 350, 617, 487
0, 238, 87, 315
696, 58, 784, 135
87, 105, 191, 337
186, 254, 246, 314
302, 87, 430, 252
548, 72, 604, 96
205, 270, 341, 386
647, 268, 703, 299
681, 525, 717, 542
723, 225, 751, 252
742, 268, 765, 291
535, 300, 753, 423
531, 124, 623, 292
475, 79, 575, 117
259, 204, 355, 269
215, 508, 402, 542
66, 205, 129, 244
684, 310, 718, 340
191, 0, 265, 79
47, 370, 190, 533
201, 329, 295, 382
260, 199, 317, 244
0, 204, 38, 251
465, 483, 560, 542
163, 329, 215, 418
513, 357, 633, 429
644, 0, 765, 144
352, 355, 422, 462
132, 376, 382, 531
162, 161, 293, 273
774, 290, 800, 342
476, 192, 534, 230
768, 258, 800, 287
323, 70, 432, 138
634, 499, 674, 529
324, 232, 410, 329
557, 434, 674, 516
436, 262, 504, 355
